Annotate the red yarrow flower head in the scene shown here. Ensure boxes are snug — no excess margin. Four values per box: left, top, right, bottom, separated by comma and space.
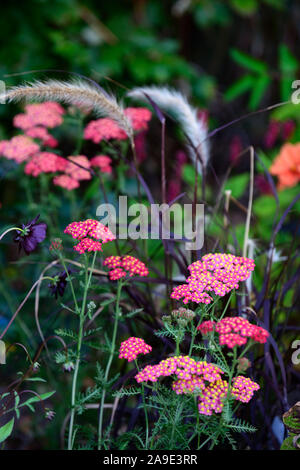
64, 219, 115, 254
104, 255, 149, 280
197, 316, 269, 349
119, 337, 152, 362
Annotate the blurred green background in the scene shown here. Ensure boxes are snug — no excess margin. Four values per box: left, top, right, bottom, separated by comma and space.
1, 0, 299, 114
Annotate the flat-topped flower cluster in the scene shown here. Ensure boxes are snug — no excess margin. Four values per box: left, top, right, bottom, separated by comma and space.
0, 102, 151, 191
64, 219, 115, 254
104, 255, 149, 280
197, 317, 269, 348
133, 354, 260, 416
171, 253, 255, 304
119, 337, 152, 362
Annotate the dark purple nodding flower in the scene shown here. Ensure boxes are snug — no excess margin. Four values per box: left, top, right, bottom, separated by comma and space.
48, 271, 67, 299
14, 214, 47, 255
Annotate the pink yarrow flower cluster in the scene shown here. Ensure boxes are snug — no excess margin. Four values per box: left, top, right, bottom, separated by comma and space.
24, 152, 67, 176
64, 219, 115, 254
197, 317, 269, 348
84, 107, 151, 144
231, 376, 260, 403
134, 355, 260, 416
135, 356, 223, 384
0, 102, 113, 191
104, 255, 149, 280
25, 126, 58, 148
13, 102, 64, 130
0, 135, 40, 163
119, 337, 152, 362
90, 155, 112, 174
171, 253, 255, 304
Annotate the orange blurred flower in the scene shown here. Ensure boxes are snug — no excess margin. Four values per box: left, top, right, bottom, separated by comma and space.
270, 143, 300, 190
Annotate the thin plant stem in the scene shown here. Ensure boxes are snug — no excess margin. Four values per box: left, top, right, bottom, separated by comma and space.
97, 279, 123, 450
135, 359, 149, 449
0, 227, 22, 241
67, 252, 97, 450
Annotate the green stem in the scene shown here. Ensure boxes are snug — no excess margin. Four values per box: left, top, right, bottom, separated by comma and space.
67, 252, 97, 450
97, 279, 123, 450
60, 256, 80, 313
135, 359, 149, 449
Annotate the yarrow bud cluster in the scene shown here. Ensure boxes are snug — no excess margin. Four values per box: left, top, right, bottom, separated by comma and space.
197, 317, 269, 349
171, 253, 255, 304
104, 255, 149, 280
64, 219, 115, 254
119, 337, 152, 362
171, 307, 195, 322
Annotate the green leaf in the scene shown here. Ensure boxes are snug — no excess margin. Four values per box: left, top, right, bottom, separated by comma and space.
248, 75, 271, 110
23, 391, 55, 406
230, 0, 258, 16
25, 377, 46, 382
0, 418, 14, 443
230, 49, 267, 73
224, 75, 254, 101
279, 44, 298, 73
224, 173, 249, 198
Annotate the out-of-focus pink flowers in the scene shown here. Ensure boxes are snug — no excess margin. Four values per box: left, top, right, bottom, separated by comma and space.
25, 126, 58, 148
13, 102, 64, 130
125, 107, 151, 131
0, 135, 40, 163
24, 152, 67, 176
53, 174, 80, 190
84, 107, 151, 144
64, 155, 91, 181
171, 253, 255, 305
104, 255, 149, 280
90, 155, 112, 174
84, 118, 127, 143
119, 337, 152, 362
